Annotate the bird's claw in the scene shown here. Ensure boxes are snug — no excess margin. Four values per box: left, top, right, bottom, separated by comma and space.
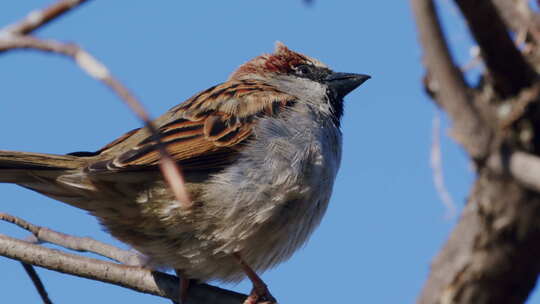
243, 286, 277, 304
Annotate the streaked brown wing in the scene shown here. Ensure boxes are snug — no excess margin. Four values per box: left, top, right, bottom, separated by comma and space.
89, 80, 296, 172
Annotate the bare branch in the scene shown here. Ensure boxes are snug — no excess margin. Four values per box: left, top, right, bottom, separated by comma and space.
454, 0, 536, 97
0, 213, 140, 265
488, 150, 540, 194
0, 234, 246, 304
411, 0, 491, 159
414, 1, 540, 303
492, 0, 540, 43
99, 77, 192, 210
418, 173, 540, 304
507, 152, 540, 191
430, 113, 456, 218
0, 35, 192, 209
21, 262, 53, 304
492, 0, 528, 31
2, 0, 89, 36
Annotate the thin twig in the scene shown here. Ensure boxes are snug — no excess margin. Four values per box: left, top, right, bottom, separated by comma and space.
488, 150, 540, 194
499, 83, 540, 130
21, 262, 53, 304
0, 35, 192, 209
509, 152, 540, 192
455, 0, 536, 97
2, 0, 89, 36
0, 234, 246, 304
430, 113, 456, 219
101, 77, 192, 209
0, 213, 141, 265
492, 0, 540, 45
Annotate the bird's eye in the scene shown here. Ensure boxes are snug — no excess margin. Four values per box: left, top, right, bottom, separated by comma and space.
295, 64, 311, 76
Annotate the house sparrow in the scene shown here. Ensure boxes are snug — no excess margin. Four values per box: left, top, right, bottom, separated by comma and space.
0, 42, 369, 303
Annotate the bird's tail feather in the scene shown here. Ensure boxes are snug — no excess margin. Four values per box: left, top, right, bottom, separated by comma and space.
0, 150, 85, 183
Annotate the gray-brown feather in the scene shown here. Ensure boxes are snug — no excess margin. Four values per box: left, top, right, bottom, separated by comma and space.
89, 101, 341, 282
0, 43, 346, 283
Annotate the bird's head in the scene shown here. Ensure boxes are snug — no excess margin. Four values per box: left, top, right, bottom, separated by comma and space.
230, 42, 370, 121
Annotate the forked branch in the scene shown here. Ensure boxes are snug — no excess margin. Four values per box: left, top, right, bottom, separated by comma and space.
0, 232, 246, 304
454, 0, 536, 97
411, 0, 491, 159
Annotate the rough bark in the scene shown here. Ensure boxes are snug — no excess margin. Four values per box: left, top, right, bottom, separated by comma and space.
420, 175, 540, 304
413, 0, 540, 303
454, 0, 536, 97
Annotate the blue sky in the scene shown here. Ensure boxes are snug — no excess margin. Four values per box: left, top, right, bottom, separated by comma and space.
1, 1, 538, 303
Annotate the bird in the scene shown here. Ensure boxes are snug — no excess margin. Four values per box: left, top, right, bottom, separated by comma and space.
0, 42, 369, 303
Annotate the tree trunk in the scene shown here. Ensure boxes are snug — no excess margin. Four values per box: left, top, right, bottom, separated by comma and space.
412, 0, 540, 303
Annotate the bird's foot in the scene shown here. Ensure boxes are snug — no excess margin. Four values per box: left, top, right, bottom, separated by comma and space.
243, 285, 277, 304
175, 270, 191, 304
233, 253, 277, 303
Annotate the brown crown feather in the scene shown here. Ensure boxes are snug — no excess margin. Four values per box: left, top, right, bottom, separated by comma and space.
229, 42, 326, 80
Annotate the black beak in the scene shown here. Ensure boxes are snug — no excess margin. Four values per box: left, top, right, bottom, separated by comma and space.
326, 72, 370, 99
